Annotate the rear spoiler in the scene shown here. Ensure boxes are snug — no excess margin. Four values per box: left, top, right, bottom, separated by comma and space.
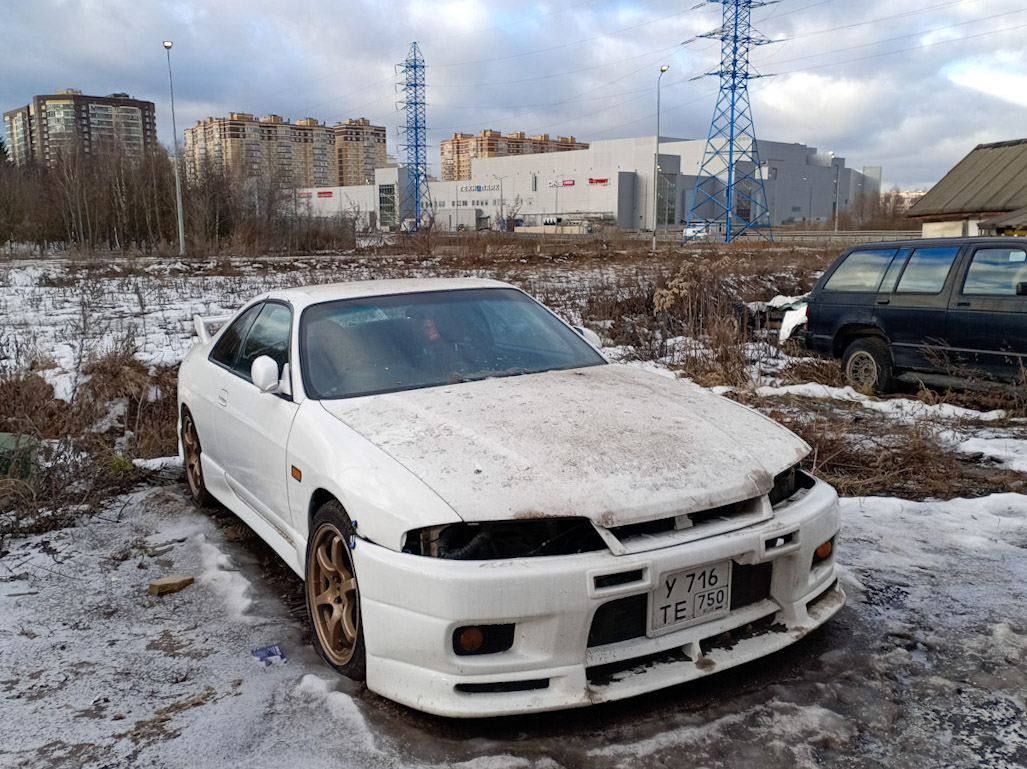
193, 314, 233, 344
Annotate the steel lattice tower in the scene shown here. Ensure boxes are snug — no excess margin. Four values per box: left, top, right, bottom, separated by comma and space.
398, 42, 432, 230
687, 0, 773, 243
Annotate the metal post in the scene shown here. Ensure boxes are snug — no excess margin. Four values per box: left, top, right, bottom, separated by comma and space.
652, 65, 669, 252
163, 41, 186, 256
493, 173, 505, 230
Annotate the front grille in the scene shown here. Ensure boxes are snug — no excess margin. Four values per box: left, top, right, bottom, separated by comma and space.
586, 613, 786, 687
587, 560, 775, 648
730, 562, 772, 610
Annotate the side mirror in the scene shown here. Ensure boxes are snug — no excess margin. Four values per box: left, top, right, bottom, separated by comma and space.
1017, 282, 1027, 296
573, 326, 603, 349
251, 355, 281, 393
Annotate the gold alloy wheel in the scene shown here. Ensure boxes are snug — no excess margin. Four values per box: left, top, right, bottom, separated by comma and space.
182, 414, 205, 498
308, 523, 360, 666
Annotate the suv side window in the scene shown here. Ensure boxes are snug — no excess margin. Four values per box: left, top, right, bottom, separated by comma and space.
823, 249, 896, 292
235, 302, 292, 379
962, 248, 1027, 295
209, 303, 263, 369
895, 247, 959, 294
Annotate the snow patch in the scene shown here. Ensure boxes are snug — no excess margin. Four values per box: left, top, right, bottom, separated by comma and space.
197, 534, 254, 621
293, 675, 376, 754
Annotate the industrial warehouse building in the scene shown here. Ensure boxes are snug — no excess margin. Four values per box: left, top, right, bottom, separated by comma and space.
296, 135, 882, 234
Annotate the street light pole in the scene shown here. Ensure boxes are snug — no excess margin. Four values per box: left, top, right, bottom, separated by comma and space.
163, 41, 186, 256
652, 64, 669, 252
492, 173, 506, 230
829, 151, 839, 234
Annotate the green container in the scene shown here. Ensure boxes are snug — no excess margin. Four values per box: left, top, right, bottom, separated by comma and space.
0, 433, 38, 480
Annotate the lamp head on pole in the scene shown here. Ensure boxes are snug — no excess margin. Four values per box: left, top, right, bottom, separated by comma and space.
660, 65, 669, 73
163, 40, 173, 50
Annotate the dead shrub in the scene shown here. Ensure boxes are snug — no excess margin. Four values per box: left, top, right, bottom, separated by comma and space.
770, 405, 1024, 499
0, 340, 179, 539
776, 351, 846, 388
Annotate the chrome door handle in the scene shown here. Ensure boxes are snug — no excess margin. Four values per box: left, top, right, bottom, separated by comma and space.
217, 390, 228, 407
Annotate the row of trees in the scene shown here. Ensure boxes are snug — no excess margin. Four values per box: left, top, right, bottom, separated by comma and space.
0, 140, 354, 256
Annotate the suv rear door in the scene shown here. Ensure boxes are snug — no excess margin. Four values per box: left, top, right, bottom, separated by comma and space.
945, 243, 1027, 380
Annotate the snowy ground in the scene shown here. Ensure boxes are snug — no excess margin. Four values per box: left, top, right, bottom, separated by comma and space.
4, 485, 1025, 768
2, 254, 1027, 768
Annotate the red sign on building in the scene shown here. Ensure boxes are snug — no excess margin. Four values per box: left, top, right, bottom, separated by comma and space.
588, 178, 609, 185
317, 191, 333, 198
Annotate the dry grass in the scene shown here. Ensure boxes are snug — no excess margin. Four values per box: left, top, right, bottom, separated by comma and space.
0, 339, 178, 541
767, 404, 1025, 499
2, 238, 1024, 541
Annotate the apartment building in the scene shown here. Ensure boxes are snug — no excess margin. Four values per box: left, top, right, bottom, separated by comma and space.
2, 89, 156, 166
183, 113, 336, 188
334, 118, 386, 186
440, 130, 589, 181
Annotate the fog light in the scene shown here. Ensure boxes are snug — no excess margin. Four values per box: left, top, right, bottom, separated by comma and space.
452, 623, 516, 656
815, 540, 833, 559
458, 626, 485, 653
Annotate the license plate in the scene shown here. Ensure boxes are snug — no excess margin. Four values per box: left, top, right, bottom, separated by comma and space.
651, 560, 732, 634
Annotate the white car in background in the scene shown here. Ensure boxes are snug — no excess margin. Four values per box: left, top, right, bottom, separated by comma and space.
177, 278, 844, 717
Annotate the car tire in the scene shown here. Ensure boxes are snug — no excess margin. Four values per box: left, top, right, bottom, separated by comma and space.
181, 409, 216, 507
305, 500, 366, 681
842, 338, 895, 394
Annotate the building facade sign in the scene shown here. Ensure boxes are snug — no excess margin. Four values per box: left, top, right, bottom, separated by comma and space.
588, 178, 609, 185
458, 184, 500, 192
547, 179, 575, 187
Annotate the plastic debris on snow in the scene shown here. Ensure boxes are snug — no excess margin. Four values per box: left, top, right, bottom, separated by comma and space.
252, 643, 288, 666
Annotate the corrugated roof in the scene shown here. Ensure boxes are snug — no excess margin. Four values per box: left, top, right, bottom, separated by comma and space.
978, 204, 1027, 230
907, 139, 1027, 218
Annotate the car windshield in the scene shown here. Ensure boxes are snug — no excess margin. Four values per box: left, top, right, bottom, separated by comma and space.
300, 287, 606, 399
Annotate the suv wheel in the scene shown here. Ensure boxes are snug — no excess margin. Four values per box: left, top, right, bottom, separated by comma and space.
842, 338, 895, 394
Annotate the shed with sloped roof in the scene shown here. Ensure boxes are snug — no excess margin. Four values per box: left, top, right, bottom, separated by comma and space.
906, 139, 1027, 237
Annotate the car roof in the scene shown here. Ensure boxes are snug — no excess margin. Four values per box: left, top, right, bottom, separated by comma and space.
263, 277, 517, 307
847, 236, 1027, 250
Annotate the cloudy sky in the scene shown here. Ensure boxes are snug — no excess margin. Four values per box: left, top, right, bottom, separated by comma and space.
3, 0, 1026, 189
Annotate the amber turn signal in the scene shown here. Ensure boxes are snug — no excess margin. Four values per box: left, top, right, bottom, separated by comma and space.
815, 540, 833, 559
458, 626, 485, 653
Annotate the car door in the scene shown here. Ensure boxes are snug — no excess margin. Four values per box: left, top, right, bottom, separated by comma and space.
211, 300, 299, 530
806, 247, 899, 355
872, 245, 961, 372
945, 244, 1027, 380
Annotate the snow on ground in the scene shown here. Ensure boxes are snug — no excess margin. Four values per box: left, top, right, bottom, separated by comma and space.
2, 255, 1027, 767
3, 485, 1026, 768
755, 382, 1008, 423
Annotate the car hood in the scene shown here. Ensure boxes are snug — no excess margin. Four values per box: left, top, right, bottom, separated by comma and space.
318, 364, 809, 528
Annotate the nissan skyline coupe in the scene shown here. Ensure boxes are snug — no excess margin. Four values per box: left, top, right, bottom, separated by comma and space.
176, 277, 844, 717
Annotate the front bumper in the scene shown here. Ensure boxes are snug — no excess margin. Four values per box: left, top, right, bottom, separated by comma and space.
352, 475, 844, 717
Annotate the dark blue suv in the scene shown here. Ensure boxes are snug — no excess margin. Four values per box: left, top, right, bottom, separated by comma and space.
801, 237, 1027, 392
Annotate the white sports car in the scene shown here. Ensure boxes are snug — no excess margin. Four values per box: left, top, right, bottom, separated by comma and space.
177, 278, 844, 717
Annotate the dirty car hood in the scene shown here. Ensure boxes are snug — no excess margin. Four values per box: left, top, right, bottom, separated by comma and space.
319, 364, 809, 527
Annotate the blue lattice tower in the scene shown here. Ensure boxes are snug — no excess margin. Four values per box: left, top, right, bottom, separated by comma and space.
397, 42, 432, 231
687, 0, 773, 243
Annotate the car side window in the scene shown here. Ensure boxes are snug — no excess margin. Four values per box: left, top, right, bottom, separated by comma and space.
823, 249, 896, 292
895, 247, 959, 294
235, 302, 292, 379
209, 304, 263, 369
962, 248, 1027, 295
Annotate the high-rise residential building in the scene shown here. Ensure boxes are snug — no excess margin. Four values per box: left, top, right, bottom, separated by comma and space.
334, 118, 387, 186
440, 130, 589, 181
183, 113, 337, 188
2, 89, 156, 166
